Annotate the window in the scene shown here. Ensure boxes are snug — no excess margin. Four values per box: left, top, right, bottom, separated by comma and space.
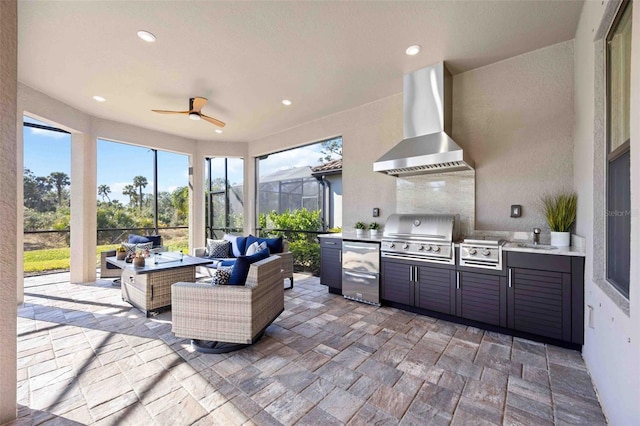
205, 157, 244, 239
606, 0, 632, 298
97, 140, 189, 251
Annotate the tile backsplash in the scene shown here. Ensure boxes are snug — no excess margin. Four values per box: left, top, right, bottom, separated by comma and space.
396, 170, 475, 237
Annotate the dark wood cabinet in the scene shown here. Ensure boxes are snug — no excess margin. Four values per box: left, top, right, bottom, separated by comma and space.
320, 238, 342, 294
416, 265, 456, 315
381, 258, 413, 305
507, 252, 584, 344
456, 271, 507, 327
381, 257, 455, 315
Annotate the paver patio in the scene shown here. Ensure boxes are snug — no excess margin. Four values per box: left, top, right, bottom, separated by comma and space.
10, 272, 606, 425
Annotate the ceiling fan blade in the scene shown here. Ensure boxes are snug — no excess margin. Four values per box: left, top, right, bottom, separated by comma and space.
200, 114, 226, 128
191, 97, 207, 113
152, 109, 190, 115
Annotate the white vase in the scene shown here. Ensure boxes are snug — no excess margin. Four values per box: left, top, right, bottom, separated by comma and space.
356, 229, 364, 237
550, 231, 570, 247
369, 229, 378, 238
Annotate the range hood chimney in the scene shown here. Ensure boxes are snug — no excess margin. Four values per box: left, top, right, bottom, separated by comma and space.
374, 62, 474, 176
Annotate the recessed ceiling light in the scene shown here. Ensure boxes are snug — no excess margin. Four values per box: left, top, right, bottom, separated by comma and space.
405, 45, 421, 56
93, 96, 106, 102
137, 30, 157, 42
282, 99, 292, 106
215, 129, 223, 134
189, 112, 201, 121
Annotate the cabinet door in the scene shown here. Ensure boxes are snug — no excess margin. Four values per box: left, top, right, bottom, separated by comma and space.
381, 259, 414, 306
416, 266, 455, 315
507, 267, 571, 341
456, 271, 506, 327
320, 247, 342, 291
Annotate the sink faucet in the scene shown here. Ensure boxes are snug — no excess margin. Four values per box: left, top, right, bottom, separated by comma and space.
533, 228, 541, 245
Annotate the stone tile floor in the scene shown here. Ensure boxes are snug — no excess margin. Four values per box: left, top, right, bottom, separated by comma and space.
10, 271, 607, 425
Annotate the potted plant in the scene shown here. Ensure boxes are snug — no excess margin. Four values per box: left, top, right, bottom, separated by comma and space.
133, 250, 146, 267
116, 245, 127, 260
369, 222, 380, 237
541, 192, 577, 247
355, 221, 367, 237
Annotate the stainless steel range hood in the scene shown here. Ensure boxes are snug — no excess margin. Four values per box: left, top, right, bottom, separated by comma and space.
374, 62, 474, 176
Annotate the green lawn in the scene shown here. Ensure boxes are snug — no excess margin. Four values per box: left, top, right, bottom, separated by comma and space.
24, 243, 189, 273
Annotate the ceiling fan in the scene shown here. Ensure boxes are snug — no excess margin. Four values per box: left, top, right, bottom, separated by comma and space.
152, 97, 225, 128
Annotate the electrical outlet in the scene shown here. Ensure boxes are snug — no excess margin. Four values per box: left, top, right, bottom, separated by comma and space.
373, 208, 380, 217
510, 205, 522, 218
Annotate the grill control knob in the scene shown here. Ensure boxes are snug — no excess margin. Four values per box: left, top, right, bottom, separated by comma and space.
425, 245, 433, 252
469, 248, 477, 255
482, 249, 491, 257
389, 243, 395, 249
418, 245, 425, 251
432, 246, 441, 253
403, 243, 410, 250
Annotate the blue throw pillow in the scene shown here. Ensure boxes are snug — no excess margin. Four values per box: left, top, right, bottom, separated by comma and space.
224, 234, 249, 257
228, 247, 270, 285
246, 235, 284, 254
128, 234, 151, 244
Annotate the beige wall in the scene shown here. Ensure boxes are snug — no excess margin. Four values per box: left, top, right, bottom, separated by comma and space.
452, 41, 575, 233
0, 1, 18, 422
573, 0, 640, 423
249, 95, 403, 230
249, 42, 575, 236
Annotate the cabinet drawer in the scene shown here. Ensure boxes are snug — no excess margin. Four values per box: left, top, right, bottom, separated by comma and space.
507, 252, 571, 273
320, 238, 342, 248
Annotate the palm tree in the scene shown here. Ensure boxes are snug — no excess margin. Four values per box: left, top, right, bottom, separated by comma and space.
122, 184, 137, 207
97, 184, 111, 202
133, 175, 148, 211
48, 171, 70, 206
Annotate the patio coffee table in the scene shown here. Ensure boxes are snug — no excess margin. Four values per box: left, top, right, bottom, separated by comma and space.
107, 252, 212, 317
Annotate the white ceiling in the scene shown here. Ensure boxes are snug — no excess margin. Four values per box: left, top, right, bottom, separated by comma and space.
18, 1, 584, 143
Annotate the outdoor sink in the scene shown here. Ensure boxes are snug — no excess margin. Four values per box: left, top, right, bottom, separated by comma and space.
514, 243, 556, 250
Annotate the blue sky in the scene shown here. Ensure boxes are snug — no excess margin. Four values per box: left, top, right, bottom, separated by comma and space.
23, 116, 338, 203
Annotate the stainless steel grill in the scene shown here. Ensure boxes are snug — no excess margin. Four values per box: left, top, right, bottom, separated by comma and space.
381, 213, 460, 265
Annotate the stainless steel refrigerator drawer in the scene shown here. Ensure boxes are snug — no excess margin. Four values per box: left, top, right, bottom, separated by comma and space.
341, 241, 380, 273
342, 270, 380, 306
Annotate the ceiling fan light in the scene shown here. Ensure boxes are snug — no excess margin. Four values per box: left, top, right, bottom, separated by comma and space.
137, 30, 157, 42
189, 112, 201, 121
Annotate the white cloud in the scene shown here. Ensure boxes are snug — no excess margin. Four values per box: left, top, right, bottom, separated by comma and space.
30, 127, 67, 139
259, 145, 324, 176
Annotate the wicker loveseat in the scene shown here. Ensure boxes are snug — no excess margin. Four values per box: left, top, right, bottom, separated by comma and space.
193, 236, 294, 289
171, 255, 284, 353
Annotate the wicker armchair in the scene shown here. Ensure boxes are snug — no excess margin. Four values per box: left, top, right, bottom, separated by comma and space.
171, 255, 284, 353
193, 240, 294, 289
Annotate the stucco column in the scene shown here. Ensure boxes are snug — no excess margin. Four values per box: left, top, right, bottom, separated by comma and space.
189, 151, 205, 251
0, 1, 18, 422
245, 157, 257, 235
70, 132, 97, 283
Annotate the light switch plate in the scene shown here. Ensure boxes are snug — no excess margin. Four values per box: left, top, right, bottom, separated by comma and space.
510, 205, 522, 218
373, 208, 380, 217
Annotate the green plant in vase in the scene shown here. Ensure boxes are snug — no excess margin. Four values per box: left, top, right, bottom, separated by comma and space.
369, 222, 380, 237
355, 221, 367, 236
541, 192, 577, 247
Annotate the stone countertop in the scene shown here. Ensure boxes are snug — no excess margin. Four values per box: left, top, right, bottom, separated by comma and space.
318, 232, 382, 243
502, 242, 585, 257
319, 233, 585, 256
